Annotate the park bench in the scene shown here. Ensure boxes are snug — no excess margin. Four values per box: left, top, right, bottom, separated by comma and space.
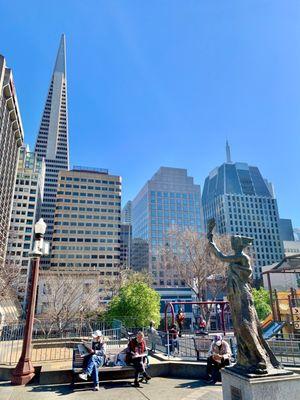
193, 336, 237, 362
71, 345, 146, 388
193, 337, 212, 361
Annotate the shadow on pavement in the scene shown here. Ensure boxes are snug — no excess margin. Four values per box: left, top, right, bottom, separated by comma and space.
27, 384, 73, 396
174, 379, 222, 389
26, 380, 138, 395
102, 380, 134, 389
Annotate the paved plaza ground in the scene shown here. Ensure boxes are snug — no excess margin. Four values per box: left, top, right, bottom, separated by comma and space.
0, 378, 222, 400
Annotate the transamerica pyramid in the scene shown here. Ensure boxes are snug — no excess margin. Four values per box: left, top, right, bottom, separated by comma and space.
35, 34, 69, 249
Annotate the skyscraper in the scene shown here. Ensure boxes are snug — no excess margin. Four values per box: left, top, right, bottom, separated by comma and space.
122, 201, 132, 223
34, 34, 69, 246
132, 167, 202, 286
50, 167, 121, 279
120, 223, 132, 268
6, 146, 45, 303
279, 218, 294, 242
202, 145, 284, 281
0, 55, 24, 269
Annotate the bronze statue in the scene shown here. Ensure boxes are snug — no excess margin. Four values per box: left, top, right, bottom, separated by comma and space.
207, 218, 282, 376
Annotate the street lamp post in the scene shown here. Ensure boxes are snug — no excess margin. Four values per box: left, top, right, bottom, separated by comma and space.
11, 218, 47, 385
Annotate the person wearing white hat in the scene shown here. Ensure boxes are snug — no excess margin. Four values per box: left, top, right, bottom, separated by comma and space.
79, 330, 106, 391
205, 334, 231, 384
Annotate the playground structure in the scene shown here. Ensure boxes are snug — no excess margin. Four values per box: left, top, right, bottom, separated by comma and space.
262, 254, 300, 336
164, 300, 230, 334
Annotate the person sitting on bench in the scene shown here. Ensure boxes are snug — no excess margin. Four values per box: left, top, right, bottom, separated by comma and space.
79, 330, 106, 391
126, 331, 151, 387
206, 334, 231, 384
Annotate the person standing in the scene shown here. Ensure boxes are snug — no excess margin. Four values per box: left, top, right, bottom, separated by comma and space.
176, 308, 185, 337
168, 324, 179, 356
79, 330, 106, 391
126, 331, 151, 387
147, 321, 159, 353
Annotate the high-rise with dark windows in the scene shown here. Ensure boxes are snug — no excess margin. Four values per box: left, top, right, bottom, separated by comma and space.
202, 145, 284, 281
132, 167, 202, 286
34, 35, 69, 247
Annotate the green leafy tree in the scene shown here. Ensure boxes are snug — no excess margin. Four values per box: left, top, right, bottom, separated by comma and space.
252, 287, 271, 321
106, 282, 161, 327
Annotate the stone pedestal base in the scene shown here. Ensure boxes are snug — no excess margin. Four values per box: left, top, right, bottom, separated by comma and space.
221, 368, 300, 400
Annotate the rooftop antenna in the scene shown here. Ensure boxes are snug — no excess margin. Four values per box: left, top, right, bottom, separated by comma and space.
226, 140, 232, 163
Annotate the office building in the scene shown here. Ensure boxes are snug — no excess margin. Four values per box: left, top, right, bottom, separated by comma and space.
120, 223, 132, 268
6, 146, 45, 303
202, 145, 284, 281
122, 201, 132, 224
294, 229, 300, 242
50, 167, 121, 286
283, 241, 300, 256
279, 219, 294, 242
34, 35, 69, 247
132, 167, 202, 285
0, 55, 24, 270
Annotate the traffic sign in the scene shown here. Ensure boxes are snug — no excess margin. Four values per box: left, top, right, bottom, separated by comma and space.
294, 315, 300, 322
292, 307, 300, 315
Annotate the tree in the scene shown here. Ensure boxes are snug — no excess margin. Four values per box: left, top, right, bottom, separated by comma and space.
105, 282, 161, 327
0, 259, 23, 303
160, 228, 231, 301
252, 287, 271, 321
100, 266, 152, 299
35, 268, 102, 336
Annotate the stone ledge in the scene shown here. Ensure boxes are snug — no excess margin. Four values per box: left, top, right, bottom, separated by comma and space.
1, 361, 299, 386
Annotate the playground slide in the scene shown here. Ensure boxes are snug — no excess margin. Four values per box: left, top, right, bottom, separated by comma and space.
262, 320, 285, 340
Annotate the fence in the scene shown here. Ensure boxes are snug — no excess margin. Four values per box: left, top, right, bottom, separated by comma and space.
154, 331, 300, 367
2, 323, 300, 367
0, 322, 122, 366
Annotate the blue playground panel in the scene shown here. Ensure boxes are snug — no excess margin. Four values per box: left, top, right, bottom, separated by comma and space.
262, 321, 285, 340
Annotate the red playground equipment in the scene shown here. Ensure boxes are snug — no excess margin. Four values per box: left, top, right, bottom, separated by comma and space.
164, 300, 230, 334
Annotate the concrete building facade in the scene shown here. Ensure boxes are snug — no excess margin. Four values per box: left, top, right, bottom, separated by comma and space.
132, 167, 202, 286
34, 35, 69, 247
50, 167, 122, 283
0, 55, 24, 270
283, 241, 300, 256
36, 267, 102, 315
202, 147, 284, 281
6, 146, 45, 303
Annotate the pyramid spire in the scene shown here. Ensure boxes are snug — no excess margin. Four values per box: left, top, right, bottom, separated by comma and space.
54, 34, 66, 75
34, 34, 69, 249
226, 140, 232, 163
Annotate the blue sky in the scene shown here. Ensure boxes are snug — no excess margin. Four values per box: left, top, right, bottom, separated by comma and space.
1, 1, 299, 226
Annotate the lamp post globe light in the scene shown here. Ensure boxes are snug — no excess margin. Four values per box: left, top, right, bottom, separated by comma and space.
11, 218, 47, 385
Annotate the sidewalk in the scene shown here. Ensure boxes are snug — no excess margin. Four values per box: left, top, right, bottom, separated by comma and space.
0, 377, 222, 400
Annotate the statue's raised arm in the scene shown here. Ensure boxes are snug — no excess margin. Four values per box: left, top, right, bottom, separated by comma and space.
206, 218, 238, 263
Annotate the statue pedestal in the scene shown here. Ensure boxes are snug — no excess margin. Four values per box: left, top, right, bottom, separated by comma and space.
221, 368, 300, 400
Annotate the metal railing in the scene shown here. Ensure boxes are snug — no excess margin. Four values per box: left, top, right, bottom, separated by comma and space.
268, 337, 300, 366
0, 322, 121, 366
153, 331, 300, 367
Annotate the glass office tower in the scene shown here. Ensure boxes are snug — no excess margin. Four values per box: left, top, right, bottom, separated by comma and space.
132, 167, 202, 286
202, 156, 284, 281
